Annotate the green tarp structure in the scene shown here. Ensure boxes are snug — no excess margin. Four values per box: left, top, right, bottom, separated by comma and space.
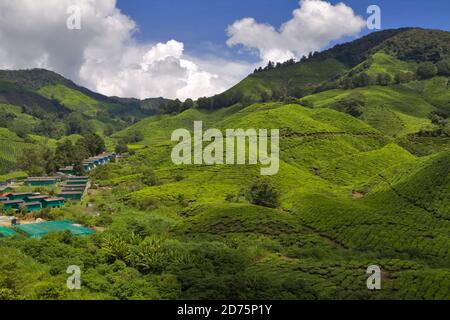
58, 192, 83, 201
0, 226, 17, 237
8, 193, 32, 201
66, 180, 88, 185
14, 220, 95, 239
25, 202, 43, 212
67, 176, 88, 181
42, 198, 65, 208
25, 178, 57, 186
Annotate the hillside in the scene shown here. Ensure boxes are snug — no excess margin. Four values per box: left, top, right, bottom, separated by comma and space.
200, 28, 449, 109
0, 69, 176, 174
101, 97, 449, 299
0, 69, 167, 119
0, 28, 449, 300
99, 28, 449, 299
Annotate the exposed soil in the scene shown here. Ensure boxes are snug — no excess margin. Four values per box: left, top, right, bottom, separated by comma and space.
352, 191, 365, 199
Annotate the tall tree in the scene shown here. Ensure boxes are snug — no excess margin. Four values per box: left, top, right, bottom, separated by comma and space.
417, 62, 438, 79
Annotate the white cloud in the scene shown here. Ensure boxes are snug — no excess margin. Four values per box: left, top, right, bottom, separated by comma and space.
0, 0, 252, 100
0, 0, 366, 100
227, 0, 366, 63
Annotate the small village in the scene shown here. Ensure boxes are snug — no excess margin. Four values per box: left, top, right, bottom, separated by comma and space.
0, 152, 116, 239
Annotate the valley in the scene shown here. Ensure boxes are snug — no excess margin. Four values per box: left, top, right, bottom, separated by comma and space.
0, 28, 448, 300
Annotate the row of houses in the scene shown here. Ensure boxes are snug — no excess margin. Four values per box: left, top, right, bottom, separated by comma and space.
24, 176, 61, 187
0, 176, 90, 213
1, 195, 65, 212
59, 152, 116, 175
0, 153, 114, 214
58, 176, 89, 201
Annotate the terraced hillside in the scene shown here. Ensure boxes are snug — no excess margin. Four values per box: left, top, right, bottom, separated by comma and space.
98, 95, 449, 299
0, 128, 34, 174
100, 28, 449, 298
0, 28, 448, 300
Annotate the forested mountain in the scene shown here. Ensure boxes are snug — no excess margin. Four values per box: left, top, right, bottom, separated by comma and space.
196, 28, 450, 109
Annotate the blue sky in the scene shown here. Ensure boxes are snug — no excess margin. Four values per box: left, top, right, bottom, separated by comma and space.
117, 0, 450, 62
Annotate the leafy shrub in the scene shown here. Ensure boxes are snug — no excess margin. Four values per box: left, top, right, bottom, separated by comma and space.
246, 179, 280, 208
0, 288, 22, 300
299, 100, 314, 108
173, 174, 184, 182
417, 62, 438, 79
376, 73, 393, 86
436, 59, 450, 76
141, 169, 160, 187
120, 130, 144, 144
225, 193, 235, 202
97, 214, 114, 227
34, 208, 57, 220
133, 197, 159, 211
332, 93, 365, 117
176, 194, 189, 207
283, 96, 303, 105
34, 282, 66, 299
352, 72, 373, 87
115, 142, 128, 154
125, 237, 188, 274
394, 72, 415, 84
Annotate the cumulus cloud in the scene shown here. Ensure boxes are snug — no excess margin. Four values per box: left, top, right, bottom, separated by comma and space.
80, 39, 244, 100
0, 0, 251, 100
227, 0, 366, 63
0, 0, 366, 100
